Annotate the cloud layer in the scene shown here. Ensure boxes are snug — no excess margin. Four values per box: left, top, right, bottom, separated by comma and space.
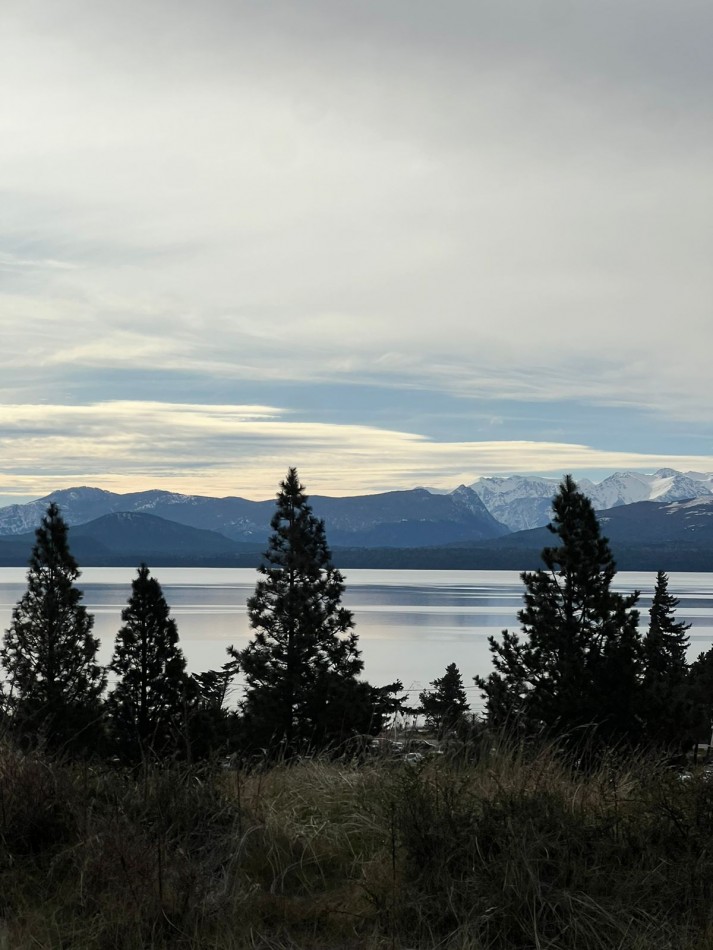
2, 401, 712, 500
1, 1, 711, 497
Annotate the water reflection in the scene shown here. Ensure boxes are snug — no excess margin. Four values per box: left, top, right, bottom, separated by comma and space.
0, 569, 712, 711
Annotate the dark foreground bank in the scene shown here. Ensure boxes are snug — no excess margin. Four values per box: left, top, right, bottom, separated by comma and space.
2, 739, 713, 950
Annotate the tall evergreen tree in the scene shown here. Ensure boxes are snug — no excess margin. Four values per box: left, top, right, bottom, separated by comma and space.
419, 663, 470, 737
475, 475, 642, 748
229, 468, 366, 754
1, 503, 105, 751
689, 648, 713, 746
107, 564, 188, 760
644, 571, 690, 676
641, 571, 691, 746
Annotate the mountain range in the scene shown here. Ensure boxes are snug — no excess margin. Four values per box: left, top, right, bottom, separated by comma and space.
0, 469, 712, 569
0, 485, 507, 544
468, 469, 713, 531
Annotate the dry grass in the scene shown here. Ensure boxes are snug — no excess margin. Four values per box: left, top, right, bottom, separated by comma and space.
0, 739, 712, 948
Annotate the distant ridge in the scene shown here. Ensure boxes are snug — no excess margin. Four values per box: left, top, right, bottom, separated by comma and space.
332, 497, 713, 572
1, 471, 712, 570
0, 512, 261, 567
0, 484, 508, 551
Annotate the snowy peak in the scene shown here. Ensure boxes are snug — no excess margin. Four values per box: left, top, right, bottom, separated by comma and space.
589, 470, 713, 508
468, 475, 561, 532
469, 474, 559, 498
0, 487, 120, 536
467, 469, 713, 532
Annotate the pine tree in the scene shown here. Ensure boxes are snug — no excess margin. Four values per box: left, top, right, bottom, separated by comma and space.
641, 571, 691, 746
230, 468, 365, 755
186, 659, 239, 761
475, 475, 642, 748
644, 571, 690, 676
107, 564, 188, 760
1, 502, 105, 751
689, 648, 713, 747
419, 663, 470, 737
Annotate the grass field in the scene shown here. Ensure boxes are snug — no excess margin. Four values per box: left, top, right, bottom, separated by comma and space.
1, 739, 713, 949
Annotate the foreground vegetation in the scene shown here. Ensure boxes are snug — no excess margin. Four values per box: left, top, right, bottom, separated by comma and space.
2, 738, 713, 949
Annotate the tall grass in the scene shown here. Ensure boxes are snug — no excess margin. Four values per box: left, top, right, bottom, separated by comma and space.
1, 738, 712, 948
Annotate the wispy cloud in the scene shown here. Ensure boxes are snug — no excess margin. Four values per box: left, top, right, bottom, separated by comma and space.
1, 401, 711, 500
0, 253, 78, 271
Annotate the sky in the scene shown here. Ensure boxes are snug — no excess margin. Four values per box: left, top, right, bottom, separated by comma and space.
1, 0, 712, 504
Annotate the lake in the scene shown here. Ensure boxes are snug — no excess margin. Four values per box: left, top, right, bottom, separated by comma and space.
1, 568, 713, 714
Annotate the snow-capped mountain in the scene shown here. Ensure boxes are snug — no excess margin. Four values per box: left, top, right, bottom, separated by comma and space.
465, 475, 560, 532
584, 469, 713, 510
0, 487, 120, 535
468, 469, 713, 532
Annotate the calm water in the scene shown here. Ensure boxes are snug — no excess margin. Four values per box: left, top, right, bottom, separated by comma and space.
1, 568, 713, 714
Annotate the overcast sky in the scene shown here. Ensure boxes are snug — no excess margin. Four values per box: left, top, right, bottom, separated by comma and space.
1, 0, 712, 502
